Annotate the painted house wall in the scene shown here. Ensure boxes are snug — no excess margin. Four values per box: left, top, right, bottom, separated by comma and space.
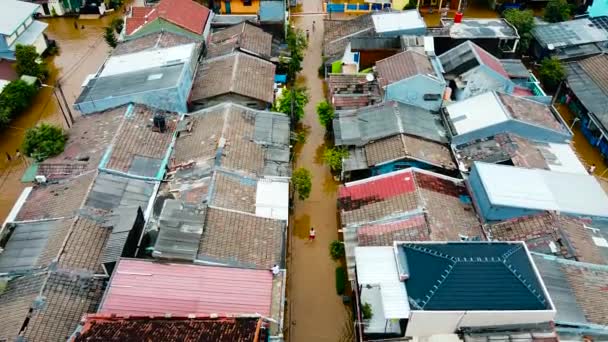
385, 74, 446, 111
127, 18, 206, 42
220, 0, 260, 14
589, 0, 608, 17
469, 164, 542, 221
0, 36, 12, 60
451, 120, 571, 146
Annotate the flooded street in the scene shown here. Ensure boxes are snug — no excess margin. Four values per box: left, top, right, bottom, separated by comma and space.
0, 13, 119, 222
288, 1, 352, 341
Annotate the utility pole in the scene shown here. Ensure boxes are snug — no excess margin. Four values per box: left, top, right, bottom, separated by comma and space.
52, 88, 72, 128
56, 81, 74, 124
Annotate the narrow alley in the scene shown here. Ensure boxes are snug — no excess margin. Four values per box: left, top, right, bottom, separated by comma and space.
288, 1, 353, 341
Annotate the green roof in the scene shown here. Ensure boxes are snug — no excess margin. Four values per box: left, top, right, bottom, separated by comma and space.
400, 242, 550, 311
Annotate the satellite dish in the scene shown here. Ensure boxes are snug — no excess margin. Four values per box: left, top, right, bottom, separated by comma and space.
365, 73, 375, 82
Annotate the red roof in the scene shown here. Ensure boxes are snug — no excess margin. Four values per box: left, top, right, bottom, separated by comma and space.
126, 0, 210, 35
99, 259, 273, 317
473, 44, 509, 79
338, 169, 416, 201
513, 86, 534, 97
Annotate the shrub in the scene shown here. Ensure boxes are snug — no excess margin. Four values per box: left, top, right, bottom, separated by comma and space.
273, 87, 309, 122
104, 26, 118, 48
284, 26, 307, 84
330, 240, 345, 261
362, 302, 373, 319
316, 100, 335, 130
504, 9, 535, 54
0, 80, 37, 129
22, 123, 67, 161
111, 18, 124, 34
335, 266, 346, 295
323, 146, 349, 172
544, 0, 570, 23
538, 57, 565, 92
14, 45, 49, 80
403, 1, 417, 9
292, 167, 312, 200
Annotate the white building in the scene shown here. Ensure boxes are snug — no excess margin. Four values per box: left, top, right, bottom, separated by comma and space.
0, 0, 48, 60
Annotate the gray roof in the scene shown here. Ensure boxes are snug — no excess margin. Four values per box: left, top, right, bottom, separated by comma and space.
0, 219, 72, 273
500, 59, 530, 79
333, 101, 448, 146
0, 0, 40, 35
153, 199, 205, 261
101, 207, 141, 265
430, 18, 518, 39
350, 36, 400, 51
75, 63, 185, 105
84, 172, 157, 212
565, 54, 608, 132
533, 18, 608, 49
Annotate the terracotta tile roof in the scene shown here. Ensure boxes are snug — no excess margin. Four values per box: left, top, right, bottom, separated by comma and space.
357, 214, 429, 246
208, 22, 273, 58
99, 259, 274, 316
363, 134, 455, 169
323, 14, 374, 58
364, 135, 404, 166
489, 213, 606, 264
15, 172, 96, 221
578, 53, 608, 95
22, 272, 105, 342
74, 315, 267, 342
376, 51, 435, 87
0, 272, 47, 340
114, 31, 199, 56
198, 207, 284, 269
328, 74, 382, 110
497, 92, 568, 133
58, 216, 111, 273
472, 44, 509, 78
191, 53, 276, 104
562, 262, 608, 325
126, 0, 210, 36
104, 105, 177, 176
210, 171, 257, 214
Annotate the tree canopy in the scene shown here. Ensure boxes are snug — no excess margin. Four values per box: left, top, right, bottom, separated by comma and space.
292, 167, 312, 200
504, 9, 535, 54
104, 26, 118, 48
544, 0, 571, 23
316, 100, 335, 130
0, 80, 37, 130
273, 87, 309, 122
22, 123, 67, 161
281, 26, 307, 84
14, 44, 49, 80
538, 57, 565, 92
323, 146, 348, 172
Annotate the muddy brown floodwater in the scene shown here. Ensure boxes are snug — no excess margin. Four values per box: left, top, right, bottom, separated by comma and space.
288, 1, 353, 341
0, 11, 121, 222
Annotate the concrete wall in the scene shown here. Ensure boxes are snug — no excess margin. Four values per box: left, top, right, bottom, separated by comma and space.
385, 74, 446, 111
189, 93, 268, 111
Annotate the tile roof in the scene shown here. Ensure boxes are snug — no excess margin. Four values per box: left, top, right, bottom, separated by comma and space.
496, 92, 568, 134
565, 54, 608, 130
57, 215, 111, 273
198, 207, 285, 269
357, 214, 429, 246
210, 171, 257, 214
323, 14, 375, 58
489, 213, 607, 265
22, 272, 105, 342
401, 242, 550, 311
14, 171, 96, 221
41, 106, 124, 177
0, 218, 73, 273
99, 259, 274, 316
327, 74, 382, 110
114, 31, 199, 56
191, 53, 276, 104
0, 272, 47, 340
126, 0, 210, 35
472, 43, 509, 78
363, 134, 455, 169
440, 41, 509, 80
104, 105, 177, 177
74, 316, 267, 342
173, 103, 290, 177
375, 51, 435, 87
208, 22, 273, 58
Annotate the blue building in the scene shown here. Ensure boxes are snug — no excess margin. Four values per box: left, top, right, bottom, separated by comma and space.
74, 40, 200, 114
444, 91, 572, 146
376, 50, 446, 111
0, 0, 47, 61
468, 162, 608, 222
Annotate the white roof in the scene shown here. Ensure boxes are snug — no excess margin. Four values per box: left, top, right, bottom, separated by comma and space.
255, 179, 289, 220
541, 142, 587, 174
99, 43, 196, 77
355, 246, 410, 319
475, 162, 608, 218
372, 11, 425, 34
446, 92, 508, 135
12, 20, 47, 48
0, 0, 40, 35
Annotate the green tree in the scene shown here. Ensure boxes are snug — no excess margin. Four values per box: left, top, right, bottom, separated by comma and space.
22, 123, 67, 161
316, 100, 335, 130
111, 18, 124, 34
14, 45, 49, 80
282, 26, 307, 84
0, 80, 37, 129
292, 167, 312, 200
104, 26, 118, 48
538, 57, 565, 92
504, 9, 535, 54
329, 240, 345, 261
323, 146, 349, 172
362, 302, 373, 319
403, 1, 417, 9
273, 87, 309, 122
544, 0, 570, 23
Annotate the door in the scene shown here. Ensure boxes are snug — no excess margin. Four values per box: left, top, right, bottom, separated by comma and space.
225, 0, 231, 13
42, 3, 50, 15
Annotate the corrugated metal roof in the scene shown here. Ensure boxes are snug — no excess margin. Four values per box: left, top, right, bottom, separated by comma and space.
100, 259, 274, 316
153, 199, 204, 261
259, 0, 285, 23
355, 246, 410, 319
532, 18, 608, 49
474, 162, 608, 218
85, 172, 157, 212
446, 92, 509, 135
565, 55, 608, 131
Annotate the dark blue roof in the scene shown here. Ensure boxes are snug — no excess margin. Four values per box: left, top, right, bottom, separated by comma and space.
401, 242, 550, 311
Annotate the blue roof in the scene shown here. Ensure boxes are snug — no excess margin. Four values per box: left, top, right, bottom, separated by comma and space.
259, 0, 285, 23
400, 242, 550, 311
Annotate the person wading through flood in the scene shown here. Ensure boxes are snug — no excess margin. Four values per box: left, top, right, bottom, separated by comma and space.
308, 227, 315, 242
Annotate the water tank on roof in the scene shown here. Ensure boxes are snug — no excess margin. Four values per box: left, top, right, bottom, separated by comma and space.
153, 113, 166, 133
454, 12, 463, 23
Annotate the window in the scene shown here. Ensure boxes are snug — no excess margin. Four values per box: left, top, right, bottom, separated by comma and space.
25, 16, 33, 27
243, 0, 252, 5
423, 93, 441, 101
